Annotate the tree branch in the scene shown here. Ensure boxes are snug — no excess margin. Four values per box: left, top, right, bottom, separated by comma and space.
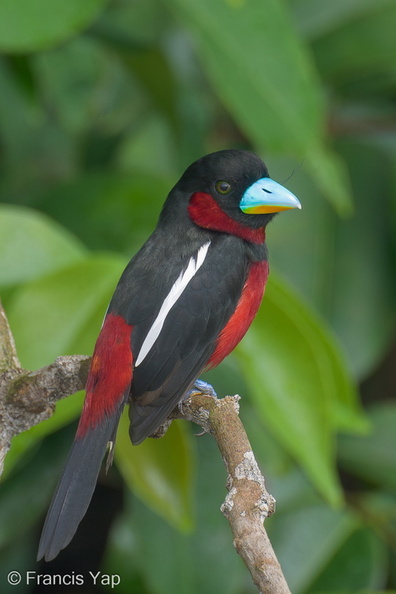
0, 301, 290, 593
171, 395, 291, 593
0, 300, 91, 474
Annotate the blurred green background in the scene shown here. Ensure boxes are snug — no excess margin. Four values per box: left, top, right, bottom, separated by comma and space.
1, 0, 396, 592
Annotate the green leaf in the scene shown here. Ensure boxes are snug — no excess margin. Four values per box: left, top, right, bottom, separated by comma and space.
264, 155, 337, 311
8, 254, 126, 369
267, 141, 395, 379
0, 204, 85, 288
270, 503, 359, 592
31, 35, 144, 139
0, 60, 75, 195
117, 114, 178, 179
0, 430, 73, 549
338, 402, 396, 492
92, 0, 168, 48
312, 3, 396, 95
305, 143, 354, 217
330, 140, 395, 377
290, 0, 393, 39
36, 171, 171, 253
115, 413, 195, 532
236, 271, 367, 505
308, 525, 388, 592
0, 0, 109, 53
164, 0, 323, 154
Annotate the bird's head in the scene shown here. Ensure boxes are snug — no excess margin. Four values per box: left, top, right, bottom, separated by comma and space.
161, 149, 301, 242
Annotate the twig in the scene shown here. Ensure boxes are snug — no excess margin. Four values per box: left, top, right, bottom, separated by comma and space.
0, 298, 21, 372
171, 395, 291, 594
0, 301, 290, 592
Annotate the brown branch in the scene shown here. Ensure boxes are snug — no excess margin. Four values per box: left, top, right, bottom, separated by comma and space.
171, 395, 291, 594
0, 300, 91, 474
0, 301, 290, 593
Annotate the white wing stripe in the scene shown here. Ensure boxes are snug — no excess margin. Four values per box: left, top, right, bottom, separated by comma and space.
135, 241, 211, 367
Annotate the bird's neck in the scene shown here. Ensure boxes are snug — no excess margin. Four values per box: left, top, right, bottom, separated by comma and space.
187, 192, 266, 245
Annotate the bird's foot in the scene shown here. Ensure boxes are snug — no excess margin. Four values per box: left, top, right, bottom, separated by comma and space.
178, 379, 217, 415
176, 379, 217, 437
188, 379, 217, 398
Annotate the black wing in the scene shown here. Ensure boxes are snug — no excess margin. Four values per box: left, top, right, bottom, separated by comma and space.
110, 232, 249, 444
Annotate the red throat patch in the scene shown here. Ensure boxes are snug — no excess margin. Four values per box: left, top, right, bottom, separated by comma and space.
77, 313, 133, 437
207, 260, 269, 368
188, 192, 265, 244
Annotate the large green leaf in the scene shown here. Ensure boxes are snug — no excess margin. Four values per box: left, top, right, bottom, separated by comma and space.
270, 503, 359, 592
0, 430, 72, 549
290, 0, 393, 39
36, 171, 170, 253
0, 204, 85, 288
338, 403, 396, 492
308, 525, 388, 592
329, 140, 396, 377
236, 271, 367, 505
266, 142, 395, 379
271, 488, 387, 593
0, 0, 109, 53
263, 155, 337, 311
92, 0, 167, 48
32, 35, 143, 137
8, 254, 126, 369
0, 60, 75, 196
312, 3, 396, 95
165, 0, 322, 154
115, 413, 195, 532
260, 459, 388, 592
305, 143, 354, 217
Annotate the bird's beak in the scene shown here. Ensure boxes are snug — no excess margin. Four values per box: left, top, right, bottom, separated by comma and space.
239, 178, 302, 214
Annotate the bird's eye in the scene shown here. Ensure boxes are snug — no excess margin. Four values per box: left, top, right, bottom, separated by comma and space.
215, 181, 232, 195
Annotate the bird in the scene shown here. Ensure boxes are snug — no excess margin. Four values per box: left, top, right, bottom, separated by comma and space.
37, 149, 301, 561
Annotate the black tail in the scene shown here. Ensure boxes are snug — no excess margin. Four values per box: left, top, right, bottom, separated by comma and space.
37, 413, 120, 562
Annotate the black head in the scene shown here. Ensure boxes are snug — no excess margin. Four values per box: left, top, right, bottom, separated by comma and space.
161, 149, 301, 236
177, 150, 271, 227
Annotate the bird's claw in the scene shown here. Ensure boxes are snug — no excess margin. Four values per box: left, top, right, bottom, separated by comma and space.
187, 379, 217, 398
178, 379, 217, 415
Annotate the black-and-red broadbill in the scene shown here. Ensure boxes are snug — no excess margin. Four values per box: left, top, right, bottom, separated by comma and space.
37, 149, 301, 561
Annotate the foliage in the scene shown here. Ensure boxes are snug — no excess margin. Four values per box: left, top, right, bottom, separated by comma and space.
0, 0, 396, 592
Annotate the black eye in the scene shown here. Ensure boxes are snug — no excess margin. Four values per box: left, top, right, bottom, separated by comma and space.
215, 181, 232, 195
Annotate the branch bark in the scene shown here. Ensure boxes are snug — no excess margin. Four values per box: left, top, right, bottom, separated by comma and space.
171, 395, 291, 593
0, 301, 290, 593
0, 300, 91, 474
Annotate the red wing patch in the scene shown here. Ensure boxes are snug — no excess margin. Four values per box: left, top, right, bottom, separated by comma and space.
77, 313, 133, 437
207, 260, 269, 369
